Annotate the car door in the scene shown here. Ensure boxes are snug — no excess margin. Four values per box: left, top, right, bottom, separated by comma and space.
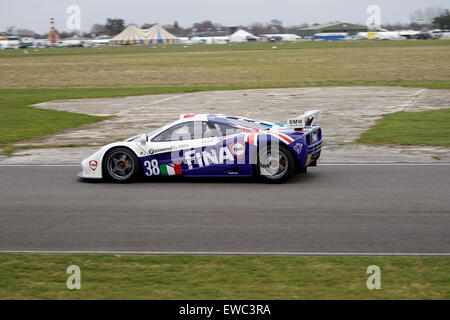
182, 121, 253, 177
141, 121, 218, 177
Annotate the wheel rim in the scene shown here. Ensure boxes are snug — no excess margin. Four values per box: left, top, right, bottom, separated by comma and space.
259, 147, 288, 179
106, 151, 134, 180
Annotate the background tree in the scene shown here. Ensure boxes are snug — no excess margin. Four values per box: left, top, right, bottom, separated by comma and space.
58, 31, 78, 39
141, 23, 154, 29
4, 26, 18, 36
285, 24, 302, 34
381, 22, 411, 31
90, 23, 107, 35
192, 20, 215, 32
105, 18, 125, 36
2, 26, 40, 37
164, 21, 184, 36
249, 22, 269, 35
410, 6, 446, 24
433, 10, 450, 29
269, 19, 285, 33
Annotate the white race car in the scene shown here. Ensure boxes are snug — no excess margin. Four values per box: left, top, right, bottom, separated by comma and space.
78, 111, 322, 183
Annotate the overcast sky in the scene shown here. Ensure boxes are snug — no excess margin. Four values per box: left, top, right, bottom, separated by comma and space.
1, 0, 448, 33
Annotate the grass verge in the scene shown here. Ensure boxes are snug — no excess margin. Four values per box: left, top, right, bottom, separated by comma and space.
0, 253, 448, 299
1, 41, 449, 152
358, 108, 450, 147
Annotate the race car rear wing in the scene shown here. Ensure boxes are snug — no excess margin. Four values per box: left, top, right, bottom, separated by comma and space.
287, 110, 321, 129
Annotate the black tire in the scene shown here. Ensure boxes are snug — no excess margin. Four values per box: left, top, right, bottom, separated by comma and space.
257, 144, 296, 183
103, 147, 140, 183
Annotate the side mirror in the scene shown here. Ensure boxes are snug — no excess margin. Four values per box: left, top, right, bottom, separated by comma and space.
139, 134, 148, 144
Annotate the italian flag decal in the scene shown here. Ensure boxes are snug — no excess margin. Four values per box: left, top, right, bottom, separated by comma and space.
159, 163, 182, 176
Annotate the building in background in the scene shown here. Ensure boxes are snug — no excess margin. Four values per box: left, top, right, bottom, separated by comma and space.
297, 22, 368, 38
260, 34, 301, 42
0, 36, 20, 49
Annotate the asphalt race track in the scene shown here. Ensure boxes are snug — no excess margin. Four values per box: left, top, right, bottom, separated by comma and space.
0, 164, 449, 255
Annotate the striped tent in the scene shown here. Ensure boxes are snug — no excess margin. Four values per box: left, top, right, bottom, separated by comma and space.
111, 24, 178, 45
111, 25, 148, 45
141, 24, 178, 44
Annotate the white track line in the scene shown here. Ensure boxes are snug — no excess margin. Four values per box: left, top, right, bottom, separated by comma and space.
1, 250, 449, 256
1, 163, 450, 167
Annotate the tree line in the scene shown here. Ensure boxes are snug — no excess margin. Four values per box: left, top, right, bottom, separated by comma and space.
2, 8, 449, 39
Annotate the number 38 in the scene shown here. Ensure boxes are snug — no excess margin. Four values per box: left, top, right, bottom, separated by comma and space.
144, 159, 160, 176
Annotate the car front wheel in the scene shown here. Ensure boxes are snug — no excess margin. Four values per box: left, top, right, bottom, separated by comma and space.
103, 147, 140, 183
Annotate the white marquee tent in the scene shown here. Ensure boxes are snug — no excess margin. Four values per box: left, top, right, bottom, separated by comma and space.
229, 29, 258, 43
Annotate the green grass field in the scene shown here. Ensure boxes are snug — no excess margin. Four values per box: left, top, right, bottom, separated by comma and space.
2, 41, 449, 89
0, 253, 449, 299
359, 108, 450, 146
1, 40, 449, 153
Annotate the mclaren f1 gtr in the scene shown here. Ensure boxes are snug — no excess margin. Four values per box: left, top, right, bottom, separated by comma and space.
78, 110, 322, 183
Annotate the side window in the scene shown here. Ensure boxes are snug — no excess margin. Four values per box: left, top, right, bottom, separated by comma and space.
211, 122, 242, 137
203, 121, 221, 138
152, 121, 203, 142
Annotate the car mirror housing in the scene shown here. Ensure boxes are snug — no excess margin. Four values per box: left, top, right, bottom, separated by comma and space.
139, 134, 148, 144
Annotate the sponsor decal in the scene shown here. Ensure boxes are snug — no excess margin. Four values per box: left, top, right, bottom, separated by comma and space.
89, 160, 98, 171
293, 143, 303, 154
184, 147, 234, 169
154, 147, 174, 154
229, 142, 245, 159
149, 144, 190, 155
287, 118, 305, 128
144, 160, 183, 177
160, 163, 182, 176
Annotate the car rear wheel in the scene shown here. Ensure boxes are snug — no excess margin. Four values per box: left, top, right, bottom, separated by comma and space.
103, 147, 140, 183
257, 144, 296, 183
